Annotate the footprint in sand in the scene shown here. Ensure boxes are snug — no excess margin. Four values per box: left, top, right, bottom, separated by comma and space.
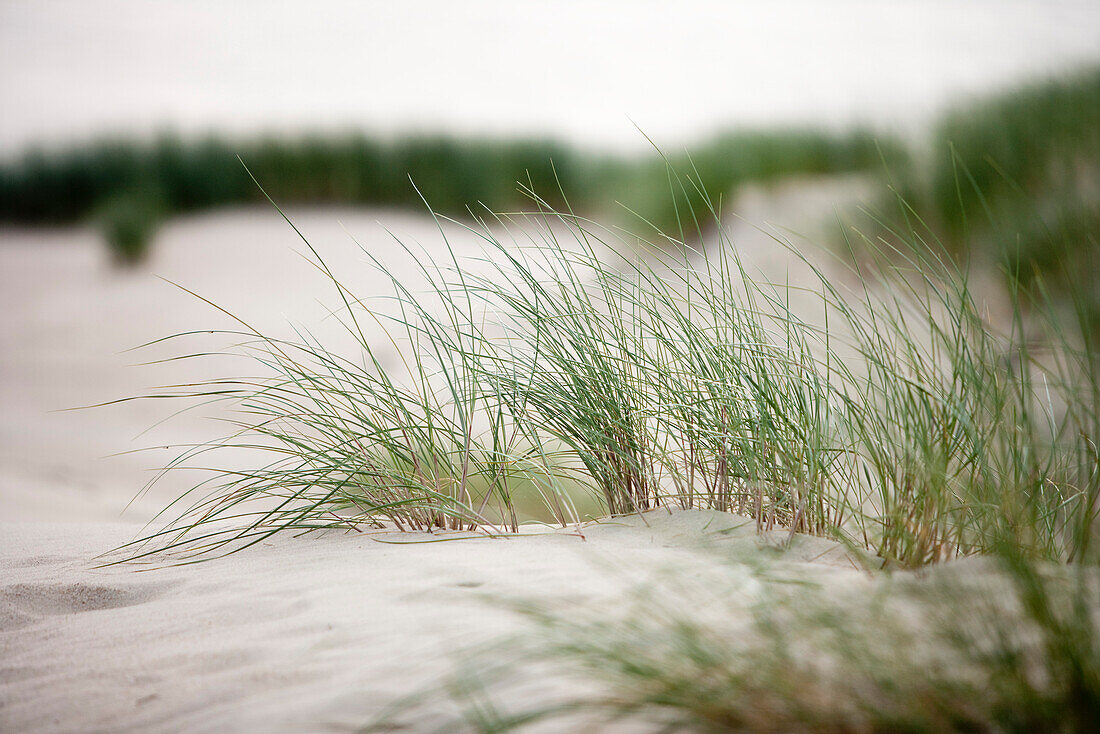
4, 554, 69, 569
0, 581, 169, 623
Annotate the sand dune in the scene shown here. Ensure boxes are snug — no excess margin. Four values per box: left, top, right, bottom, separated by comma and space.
1, 511, 870, 733
1, 180, 1009, 732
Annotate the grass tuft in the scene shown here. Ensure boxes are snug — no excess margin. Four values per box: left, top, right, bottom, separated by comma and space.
109, 154, 1097, 568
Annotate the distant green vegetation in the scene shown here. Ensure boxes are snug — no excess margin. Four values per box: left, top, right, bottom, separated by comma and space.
0, 128, 898, 263
93, 188, 165, 264
930, 66, 1100, 242
856, 66, 1100, 326
3, 66, 1097, 282
0, 134, 588, 223
610, 128, 905, 240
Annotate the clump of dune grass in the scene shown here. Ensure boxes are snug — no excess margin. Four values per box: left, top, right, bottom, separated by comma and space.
462, 195, 850, 529
117, 187, 858, 560
835, 229, 1098, 566
110, 149, 1098, 568
110, 200, 588, 563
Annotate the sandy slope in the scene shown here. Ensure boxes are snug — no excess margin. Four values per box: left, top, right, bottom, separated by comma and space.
0, 511, 868, 733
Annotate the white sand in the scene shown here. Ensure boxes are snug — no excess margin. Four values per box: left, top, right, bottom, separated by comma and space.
0, 512, 869, 733
0, 183, 1023, 732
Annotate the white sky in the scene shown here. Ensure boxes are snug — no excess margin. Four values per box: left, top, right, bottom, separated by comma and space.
2, 0, 1099, 154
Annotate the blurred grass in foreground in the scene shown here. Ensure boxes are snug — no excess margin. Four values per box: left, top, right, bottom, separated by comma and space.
385, 546, 1098, 733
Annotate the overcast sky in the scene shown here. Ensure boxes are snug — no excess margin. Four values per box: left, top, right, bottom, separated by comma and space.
3, 0, 1099, 154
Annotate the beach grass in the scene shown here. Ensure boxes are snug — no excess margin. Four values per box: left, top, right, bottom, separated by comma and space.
42, 60, 1095, 731
87, 127, 1100, 731
108, 149, 1098, 569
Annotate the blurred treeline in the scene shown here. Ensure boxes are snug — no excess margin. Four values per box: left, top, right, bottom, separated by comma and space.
0, 64, 1097, 283
0, 127, 895, 261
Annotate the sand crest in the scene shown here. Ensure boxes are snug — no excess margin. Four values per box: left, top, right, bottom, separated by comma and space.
0, 512, 869, 733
